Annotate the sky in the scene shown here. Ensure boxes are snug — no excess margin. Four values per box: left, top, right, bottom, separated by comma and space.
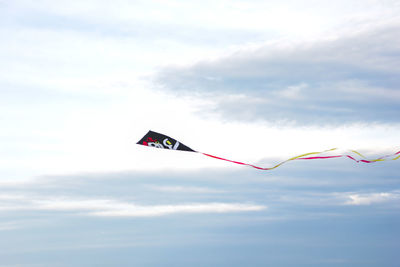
1, 0, 400, 266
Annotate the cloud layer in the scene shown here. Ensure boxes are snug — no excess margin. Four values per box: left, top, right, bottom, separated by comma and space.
156, 25, 400, 124
0, 164, 399, 266
0, 193, 265, 218
1, 163, 399, 223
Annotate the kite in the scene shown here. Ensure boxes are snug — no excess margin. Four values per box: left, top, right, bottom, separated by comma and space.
137, 130, 400, 170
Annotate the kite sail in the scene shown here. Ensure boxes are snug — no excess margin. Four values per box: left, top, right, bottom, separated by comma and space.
137, 130, 196, 152
137, 130, 400, 170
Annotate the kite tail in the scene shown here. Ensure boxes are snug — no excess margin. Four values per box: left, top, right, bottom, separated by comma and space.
137, 130, 399, 170
201, 153, 272, 170
202, 149, 400, 170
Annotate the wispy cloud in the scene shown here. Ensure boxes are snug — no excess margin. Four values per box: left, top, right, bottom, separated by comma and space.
0, 195, 265, 218
89, 202, 265, 217
147, 185, 226, 194
0, 190, 265, 218
343, 191, 400, 205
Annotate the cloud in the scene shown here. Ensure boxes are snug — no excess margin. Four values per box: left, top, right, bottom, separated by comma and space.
344, 192, 400, 205
276, 190, 400, 207
0, 163, 399, 237
147, 185, 226, 194
0, 195, 265, 218
0, 175, 266, 218
155, 24, 400, 124
89, 202, 265, 217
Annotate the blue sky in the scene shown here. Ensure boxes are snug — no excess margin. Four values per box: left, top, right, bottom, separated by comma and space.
1, 0, 400, 266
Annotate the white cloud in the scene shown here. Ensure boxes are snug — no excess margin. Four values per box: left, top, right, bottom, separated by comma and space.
90, 202, 266, 217
257, 190, 400, 207
0, 194, 265, 218
147, 185, 225, 194
344, 192, 400, 205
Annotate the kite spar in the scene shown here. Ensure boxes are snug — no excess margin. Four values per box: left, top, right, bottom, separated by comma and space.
137, 130, 400, 170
